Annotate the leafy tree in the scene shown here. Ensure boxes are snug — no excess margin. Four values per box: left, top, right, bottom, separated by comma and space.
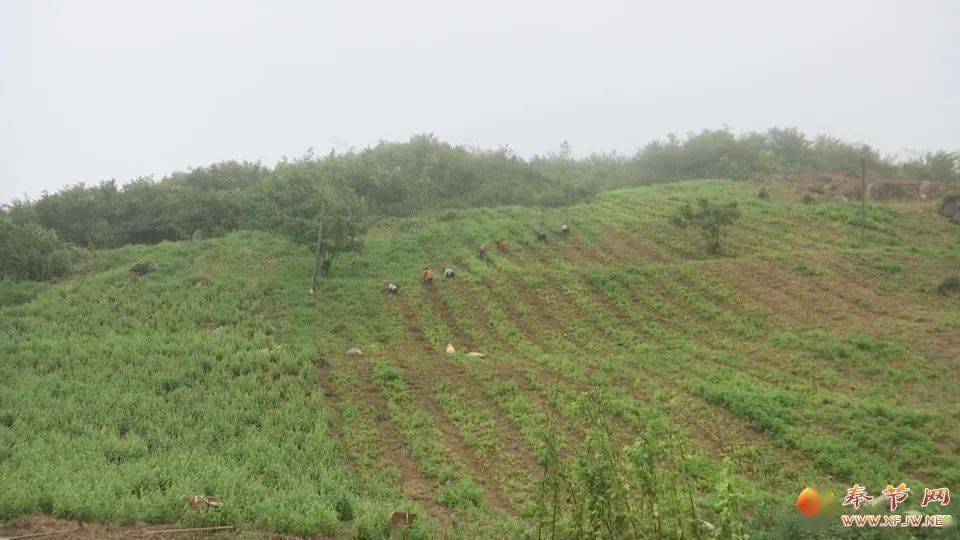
117, 178, 174, 245
901, 150, 959, 181
670, 198, 741, 255
311, 189, 368, 277
29, 181, 123, 247
807, 135, 894, 177
635, 128, 903, 181
766, 126, 810, 167
3, 130, 955, 256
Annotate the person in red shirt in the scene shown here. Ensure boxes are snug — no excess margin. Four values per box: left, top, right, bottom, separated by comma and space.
495, 240, 508, 254
422, 267, 433, 285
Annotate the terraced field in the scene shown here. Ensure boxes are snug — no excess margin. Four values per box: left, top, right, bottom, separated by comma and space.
1, 180, 958, 537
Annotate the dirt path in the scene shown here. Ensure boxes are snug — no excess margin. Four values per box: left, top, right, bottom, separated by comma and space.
432, 281, 589, 450
422, 291, 552, 470
317, 354, 452, 526
391, 293, 540, 513
500, 266, 822, 490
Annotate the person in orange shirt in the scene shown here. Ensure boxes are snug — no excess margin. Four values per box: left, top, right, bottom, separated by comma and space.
422, 267, 433, 285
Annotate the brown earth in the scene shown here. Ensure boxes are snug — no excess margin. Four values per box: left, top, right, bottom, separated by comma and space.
784, 172, 955, 203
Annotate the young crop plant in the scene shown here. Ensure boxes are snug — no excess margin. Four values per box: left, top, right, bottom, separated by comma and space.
789, 258, 831, 277
370, 359, 500, 517
435, 382, 499, 454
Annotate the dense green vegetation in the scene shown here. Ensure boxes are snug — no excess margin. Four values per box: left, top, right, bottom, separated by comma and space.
2, 179, 957, 537
636, 128, 958, 182
2, 129, 957, 283
0, 217, 82, 281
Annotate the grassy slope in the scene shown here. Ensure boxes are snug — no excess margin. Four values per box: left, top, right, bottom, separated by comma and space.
1, 180, 958, 537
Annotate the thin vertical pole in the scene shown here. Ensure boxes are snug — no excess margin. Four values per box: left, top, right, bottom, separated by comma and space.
309, 206, 326, 295
860, 158, 867, 242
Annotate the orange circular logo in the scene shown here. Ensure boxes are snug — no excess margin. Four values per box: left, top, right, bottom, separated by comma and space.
797, 487, 823, 517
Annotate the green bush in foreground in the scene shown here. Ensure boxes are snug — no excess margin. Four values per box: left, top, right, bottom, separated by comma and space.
534, 410, 746, 539
0, 218, 81, 281
670, 198, 741, 255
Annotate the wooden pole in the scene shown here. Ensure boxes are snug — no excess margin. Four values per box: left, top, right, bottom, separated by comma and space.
860, 158, 867, 242
309, 206, 326, 295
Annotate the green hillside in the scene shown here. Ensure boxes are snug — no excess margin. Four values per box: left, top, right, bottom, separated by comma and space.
1, 180, 958, 537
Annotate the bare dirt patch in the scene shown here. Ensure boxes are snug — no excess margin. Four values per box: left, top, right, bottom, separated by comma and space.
317, 352, 450, 526
784, 173, 953, 202
392, 297, 529, 513
707, 256, 960, 366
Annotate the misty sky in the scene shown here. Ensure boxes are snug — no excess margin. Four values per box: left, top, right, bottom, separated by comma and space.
1, 0, 957, 203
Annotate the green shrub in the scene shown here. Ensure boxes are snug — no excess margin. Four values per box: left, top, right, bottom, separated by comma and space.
670, 198, 741, 255
0, 218, 81, 281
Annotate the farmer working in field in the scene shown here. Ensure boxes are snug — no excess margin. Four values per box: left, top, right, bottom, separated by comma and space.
422, 267, 433, 285
495, 240, 509, 254
477, 244, 487, 260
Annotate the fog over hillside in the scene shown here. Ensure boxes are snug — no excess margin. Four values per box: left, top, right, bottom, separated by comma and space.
1, 0, 958, 201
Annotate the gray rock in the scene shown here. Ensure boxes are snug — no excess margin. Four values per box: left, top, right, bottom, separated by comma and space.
939, 195, 960, 220
937, 276, 960, 298
130, 261, 157, 275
